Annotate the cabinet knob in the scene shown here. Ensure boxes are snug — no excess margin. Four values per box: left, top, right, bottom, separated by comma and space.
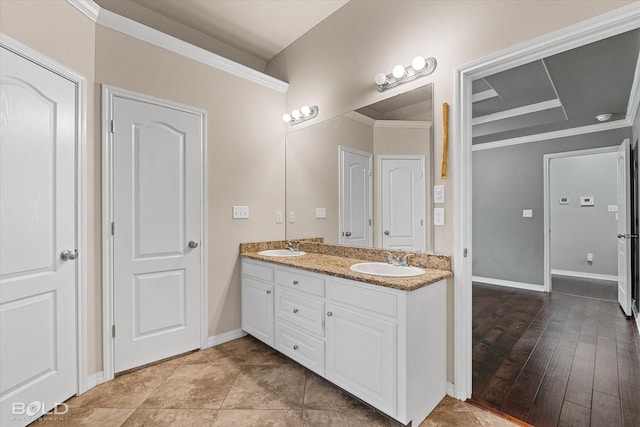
327, 311, 333, 317
293, 345, 299, 350
293, 308, 299, 313
266, 290, 271, 294
293, 280, 299, 285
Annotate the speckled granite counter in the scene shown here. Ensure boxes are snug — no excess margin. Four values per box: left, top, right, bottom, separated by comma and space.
240, 240, 452, 292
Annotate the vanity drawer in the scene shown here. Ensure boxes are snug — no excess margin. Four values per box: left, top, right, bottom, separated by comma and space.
326, 280, 398, 319
276, 289, 324, 337
275, 321, 324, 376
242, 260, 274, 282
275, 268, 324, 297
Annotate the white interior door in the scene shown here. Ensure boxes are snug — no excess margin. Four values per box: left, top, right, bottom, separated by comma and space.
0, 46, 77, 426
617, 138, 632, 316
339, 147, 372, 246
112, 95, 203, 373
380, 156, 425, 251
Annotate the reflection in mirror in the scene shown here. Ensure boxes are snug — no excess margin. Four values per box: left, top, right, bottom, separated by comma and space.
285, 84, 434, 251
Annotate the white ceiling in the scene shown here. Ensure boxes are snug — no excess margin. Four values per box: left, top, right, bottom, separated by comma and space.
125, 0, 349, 62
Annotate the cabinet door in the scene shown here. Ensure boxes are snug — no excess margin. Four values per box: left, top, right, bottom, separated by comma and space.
325, 303, 397, 416
241, 277, 274, 346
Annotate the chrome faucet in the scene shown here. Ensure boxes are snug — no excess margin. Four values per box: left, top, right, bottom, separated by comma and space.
285, 241, 300, 252
400, 253, 414, 266
385, 252, 400, 266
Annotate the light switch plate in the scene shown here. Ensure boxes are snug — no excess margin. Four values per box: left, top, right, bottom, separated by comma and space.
316, 208, 327, 219
232, 205, 249, 219
289, 211, 295, 223
434, 208, 445, 225
580, 196, 595, 206
559, 197, 569, 205
434, 185, 445, 204
523, 209, 533, 218
608, 205, 618, 212
276, 211, 283, 223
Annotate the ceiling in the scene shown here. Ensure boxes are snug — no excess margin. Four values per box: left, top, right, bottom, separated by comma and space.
472, 29, 640, 144
97, 0, 349, 63
356, 85, 433, 122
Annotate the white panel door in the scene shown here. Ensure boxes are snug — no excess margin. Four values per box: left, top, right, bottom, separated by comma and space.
113, 96, 202, 372
380, 157, 425, 251
0, 47, 77, 426
339, 147, 372, 246
617, 138, 632, 316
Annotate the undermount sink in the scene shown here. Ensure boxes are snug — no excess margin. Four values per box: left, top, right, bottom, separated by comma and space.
257, 249, 307, 257
349, 262, 425, 278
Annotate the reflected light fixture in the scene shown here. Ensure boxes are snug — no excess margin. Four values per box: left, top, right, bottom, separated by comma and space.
375, 55, 437, 92
596, 113, 612, 122
282, 105, 319, 126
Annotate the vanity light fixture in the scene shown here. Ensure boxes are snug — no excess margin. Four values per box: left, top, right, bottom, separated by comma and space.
282, 105, 319, 126
375, 56, 437, 92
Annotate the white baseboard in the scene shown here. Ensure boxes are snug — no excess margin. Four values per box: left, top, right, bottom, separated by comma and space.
551, 269, 617, 282
206, 328, 247, 348
472, 276, 544, 292
446, 381, 455, 397
85, 371, 105, 392
636, 311, 640, 337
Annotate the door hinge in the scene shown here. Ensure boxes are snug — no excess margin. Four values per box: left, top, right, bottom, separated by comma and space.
421, 219, 424, 226
369, 219, 372, 226
111, 222, 115, 235
112, 324, 116, 338
463, 248, 468, 257
110, 119, 114, 134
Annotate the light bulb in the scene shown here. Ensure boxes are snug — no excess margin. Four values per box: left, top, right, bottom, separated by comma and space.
291, 109, 301, 119
392, 64, 406, 79
282, 113, 292, 123
411, 55, 426, 71
301, 105, 311, 116
374, 72, 388, 86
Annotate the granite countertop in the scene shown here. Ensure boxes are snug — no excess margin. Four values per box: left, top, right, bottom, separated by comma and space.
240, 242, 453, 292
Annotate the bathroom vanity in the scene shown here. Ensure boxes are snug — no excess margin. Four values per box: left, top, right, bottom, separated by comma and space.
240, 243, 452, 425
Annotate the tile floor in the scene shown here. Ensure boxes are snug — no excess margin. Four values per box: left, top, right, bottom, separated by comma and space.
37, 336, 516, 426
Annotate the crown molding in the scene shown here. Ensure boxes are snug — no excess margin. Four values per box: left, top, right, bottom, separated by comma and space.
65, 0, 288, 93
344, 111, 376, 126
472, 99, 562, 126
626, 51, 640, 125
374, 120, 433, 129
472, 119, 631, 152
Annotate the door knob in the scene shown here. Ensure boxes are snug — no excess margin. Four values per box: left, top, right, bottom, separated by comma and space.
60, 250, 77, 261
384, 230, 390, 235
188, 240, 199, 248
345, 231, 352, 237
327, 311, 333, 317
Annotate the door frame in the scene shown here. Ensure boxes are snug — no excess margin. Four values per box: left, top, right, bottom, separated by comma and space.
0, 33, 88, 393
377, 155, 426, 251
338, 146, 373, 246
543, 146, 619, 292
452, 3, 640, 400
101, 85, 208, 381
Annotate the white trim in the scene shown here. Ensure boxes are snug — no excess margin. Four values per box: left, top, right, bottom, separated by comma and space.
344, 111, 376, 127
206, 329, 248, 348
91, 8, 288, 93
338, 146, 373, 246
0, 33, 89, 396
472, 89, 499, 103
543, 146, 618, 292
66, 0, 100, 22
551, 269, 618, 282
101, 85, 208, 381
446, 382, 455, 397
86, 371, 105, 390
374, 120, 433, 129
626, 50, 640, 124
453, 2, 640, 402
472, 276, 544, 292
636, 312, 640, 337
472, 99, 562, 126
472, 120, 630, 152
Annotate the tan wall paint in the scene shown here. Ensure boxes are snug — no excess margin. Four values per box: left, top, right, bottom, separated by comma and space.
1, 0, 286, 376
266, 0, 633, 254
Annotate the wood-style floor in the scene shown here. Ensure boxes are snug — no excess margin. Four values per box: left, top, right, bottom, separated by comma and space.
472, 282, 640, 427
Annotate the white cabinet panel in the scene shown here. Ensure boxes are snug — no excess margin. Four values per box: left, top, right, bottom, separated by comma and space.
275, 321, 324, 376
241, 277, 274, 346
276, 288, 324, 337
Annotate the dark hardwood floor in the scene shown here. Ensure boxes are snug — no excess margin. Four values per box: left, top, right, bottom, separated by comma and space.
472, 282, 640, 427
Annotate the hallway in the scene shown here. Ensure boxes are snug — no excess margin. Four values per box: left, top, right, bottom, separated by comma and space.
472, 282, 640, 426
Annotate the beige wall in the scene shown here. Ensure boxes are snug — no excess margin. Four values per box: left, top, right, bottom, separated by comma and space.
1, 0, 286, 376
266, 0, 634, 254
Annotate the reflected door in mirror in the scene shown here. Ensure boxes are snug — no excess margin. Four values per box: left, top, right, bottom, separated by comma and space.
340, 147, 372, 246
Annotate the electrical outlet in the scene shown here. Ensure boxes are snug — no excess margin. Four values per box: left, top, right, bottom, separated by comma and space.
523, 209, 533, 218
276, 211, 283, 224
434, 185, 445, 204
587, 253, 593, 263
608, 205, 618, 212
434, 208, 445, 225
232, 206, 249, 219
316, 208, 327, 219
289, 211, 295, 223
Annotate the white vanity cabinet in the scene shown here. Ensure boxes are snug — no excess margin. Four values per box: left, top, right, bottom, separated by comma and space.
241, 258, 447, 425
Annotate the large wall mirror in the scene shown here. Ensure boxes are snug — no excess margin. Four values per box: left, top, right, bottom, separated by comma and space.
285, 84, 434, 252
